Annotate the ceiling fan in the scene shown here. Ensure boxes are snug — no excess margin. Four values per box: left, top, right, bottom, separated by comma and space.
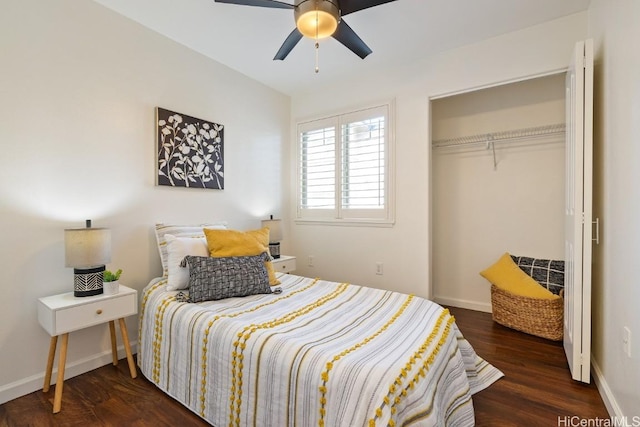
214, 0, 397, 62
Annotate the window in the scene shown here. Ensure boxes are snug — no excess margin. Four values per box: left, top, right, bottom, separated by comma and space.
297, 103, 394, 225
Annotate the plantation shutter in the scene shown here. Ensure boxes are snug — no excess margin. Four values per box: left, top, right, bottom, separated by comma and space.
341, 108, 386, 213
297, 103, 393, 224
298, 118, 337, 218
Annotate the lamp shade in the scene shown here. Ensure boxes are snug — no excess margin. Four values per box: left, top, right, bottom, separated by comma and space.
261, 218, 283, 243
64, 227, 111, 268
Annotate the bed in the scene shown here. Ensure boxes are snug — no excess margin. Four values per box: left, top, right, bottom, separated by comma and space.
138, 272, 503, 426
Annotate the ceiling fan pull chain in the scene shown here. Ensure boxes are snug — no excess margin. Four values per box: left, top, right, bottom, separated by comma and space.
315, 9, 320, 73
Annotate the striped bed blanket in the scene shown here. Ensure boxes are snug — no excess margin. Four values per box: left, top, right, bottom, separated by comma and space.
138, 273, 502, 426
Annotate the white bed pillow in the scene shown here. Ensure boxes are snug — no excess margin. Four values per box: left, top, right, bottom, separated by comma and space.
155, 223, 227, 276
165, 234, 209, 291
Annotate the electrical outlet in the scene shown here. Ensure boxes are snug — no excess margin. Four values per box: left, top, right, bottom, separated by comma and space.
376, 262, 383, 275
308, 256, 314, 267
623, 327, 631, 358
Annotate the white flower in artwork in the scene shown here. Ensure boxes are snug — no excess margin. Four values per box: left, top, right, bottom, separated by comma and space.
203, 123, 210, 130
161, 127, 171, 135
195, 161, 207, 175
187, 124, 197, 135
158, 120, 166, 126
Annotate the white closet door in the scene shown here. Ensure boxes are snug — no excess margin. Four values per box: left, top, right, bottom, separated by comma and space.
564, 39, 594, 383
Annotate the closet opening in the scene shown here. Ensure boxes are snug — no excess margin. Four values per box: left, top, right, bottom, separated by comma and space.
430, 73, 566, 312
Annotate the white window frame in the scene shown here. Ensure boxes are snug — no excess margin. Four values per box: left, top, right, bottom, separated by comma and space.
295, 101, 395, 227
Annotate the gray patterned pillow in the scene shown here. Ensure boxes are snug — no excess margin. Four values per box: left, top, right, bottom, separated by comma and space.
511, 255, 564, 295
182, 253, 272, 302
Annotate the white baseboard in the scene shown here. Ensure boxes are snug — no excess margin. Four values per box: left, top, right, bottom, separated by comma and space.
591, 356, 622, 418
0, 342, 137, 405
433, 296, 492, 313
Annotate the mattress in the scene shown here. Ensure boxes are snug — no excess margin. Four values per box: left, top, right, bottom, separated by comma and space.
138, 273, 502, 426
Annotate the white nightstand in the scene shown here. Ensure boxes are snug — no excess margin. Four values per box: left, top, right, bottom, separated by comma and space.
272, 255, 296, 273
37, 285, 138, 413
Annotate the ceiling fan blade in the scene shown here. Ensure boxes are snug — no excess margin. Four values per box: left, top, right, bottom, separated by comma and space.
274, 28, 303, 60
332, 19, 372, 59
339, 0, 396, 16
214, 0, 294, 9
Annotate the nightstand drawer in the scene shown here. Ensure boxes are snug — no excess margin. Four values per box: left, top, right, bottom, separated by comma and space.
272, 256, 296, 274
38, 287, 138, 336
55, 294, 136, 335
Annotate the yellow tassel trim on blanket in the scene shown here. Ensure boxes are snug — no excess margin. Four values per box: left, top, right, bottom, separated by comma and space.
198, 278, 321, 418
152, 295, 176, 384
368, 309, 455, 427
138, 279, 167, 364
318, 294, 415, 427
229, 282, 350, 427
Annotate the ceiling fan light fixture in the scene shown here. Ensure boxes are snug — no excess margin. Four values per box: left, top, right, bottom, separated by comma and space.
295, 0, 340, 39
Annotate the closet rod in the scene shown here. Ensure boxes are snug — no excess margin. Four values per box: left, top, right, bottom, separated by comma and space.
432, 123, 565, 148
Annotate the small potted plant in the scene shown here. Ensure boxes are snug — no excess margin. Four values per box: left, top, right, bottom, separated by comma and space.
103, 268, 122, 295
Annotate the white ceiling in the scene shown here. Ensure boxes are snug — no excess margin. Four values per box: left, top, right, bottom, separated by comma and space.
93, 0, 591, 96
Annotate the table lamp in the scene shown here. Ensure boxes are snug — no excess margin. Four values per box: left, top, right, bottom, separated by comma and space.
64, 219, 111, 297
261, 215, 283, 259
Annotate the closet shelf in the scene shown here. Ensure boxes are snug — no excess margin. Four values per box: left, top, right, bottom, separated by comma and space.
432, 123, 566, 148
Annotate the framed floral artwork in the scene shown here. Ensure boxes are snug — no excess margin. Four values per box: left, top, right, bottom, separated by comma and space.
156, 107, 224, 189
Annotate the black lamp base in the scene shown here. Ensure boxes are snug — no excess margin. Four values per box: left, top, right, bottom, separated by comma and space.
269, 242, 281, 259
73, 266, 105, 297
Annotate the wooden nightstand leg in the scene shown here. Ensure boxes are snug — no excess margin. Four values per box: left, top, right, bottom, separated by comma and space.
109, 320, 118, 366
43, 336, 58, 392
118, 318, 137, 378
53, 333, 68, 413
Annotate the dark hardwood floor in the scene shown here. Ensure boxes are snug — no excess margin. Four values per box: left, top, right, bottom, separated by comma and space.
0, 307, 608, 426
449, 307, 608, 426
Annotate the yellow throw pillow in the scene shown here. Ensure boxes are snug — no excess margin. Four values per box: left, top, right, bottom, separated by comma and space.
204, 227, 280, 285
480, 252, 559, 300
264, 262, 279, 286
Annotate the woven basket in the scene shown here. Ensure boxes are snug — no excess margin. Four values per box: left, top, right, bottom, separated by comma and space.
490, 284, 564, 341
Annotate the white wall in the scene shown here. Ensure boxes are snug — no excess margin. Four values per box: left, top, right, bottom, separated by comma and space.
588, 0, 640, 417
0, 0, 290, 403
432, 75, 566, 311
290, 13, 587, 301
